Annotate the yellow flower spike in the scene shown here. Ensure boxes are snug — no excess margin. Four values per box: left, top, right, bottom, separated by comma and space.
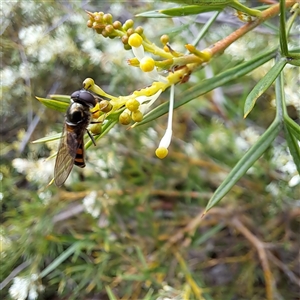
128, 33, 143, 48
155, 147, 168, 159
126, 98, 140, 112
140, 56, 155, 72
132, 110, 143, 122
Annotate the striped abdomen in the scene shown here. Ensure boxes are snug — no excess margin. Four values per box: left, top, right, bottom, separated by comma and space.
74, 142, 85, 167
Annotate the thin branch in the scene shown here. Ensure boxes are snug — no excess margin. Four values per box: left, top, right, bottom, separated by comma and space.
210, 1, 296, 56
230, 217, 276, 300
0, 261, 30, 290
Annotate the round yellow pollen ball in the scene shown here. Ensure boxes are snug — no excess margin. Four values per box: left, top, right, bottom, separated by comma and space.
155, 147, 168, 159
128, 33, 143, 48
140, 57, 155, 72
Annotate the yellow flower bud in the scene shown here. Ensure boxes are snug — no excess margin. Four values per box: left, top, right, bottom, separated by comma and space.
99, 100, 112, 112
123, 19, 134, 30
119, 111, 131, 125
126, 99, 140, 112
89, 123, 102, 135
83, 78, 95, 89
87, 20, 93, 28
113, 21, 122, 29
140, 57, 155, 72
135, 26, 144, 35
160, 34, 169, 45
128, 33, 143, 48
127, 28, 135, 37
105, 25, 114, 34
132, 110, 143, 122
155, 147, 168, 159
103, 13, 113, 24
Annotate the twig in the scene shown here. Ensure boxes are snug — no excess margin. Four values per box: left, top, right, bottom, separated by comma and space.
230, 217, 276, 300
0, 261, 30, 290
210, 1, 296, 56
267, 251, 300, 287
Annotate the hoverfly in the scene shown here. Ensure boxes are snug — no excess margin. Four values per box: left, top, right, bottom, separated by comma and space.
54, 90, 98, 187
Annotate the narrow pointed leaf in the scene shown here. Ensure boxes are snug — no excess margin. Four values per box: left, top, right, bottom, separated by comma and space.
243, 58, 287, 118
284, 123, 300, 174
284, 116, 300, 141
159, 5, 225, 16
105, 286, 118, 300
135, 47, 277, 127
49, 94, 71, 103
36, 96, 69, 112
136, 10, 173, 18
32, 132, 62, 143
40, 243, 81, 278
204, 120, 281, 213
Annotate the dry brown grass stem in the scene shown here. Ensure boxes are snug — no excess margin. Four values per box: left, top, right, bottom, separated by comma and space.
230, 217, 275, 300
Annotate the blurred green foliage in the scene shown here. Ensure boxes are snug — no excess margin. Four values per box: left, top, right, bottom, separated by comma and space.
1, 1, 299, 300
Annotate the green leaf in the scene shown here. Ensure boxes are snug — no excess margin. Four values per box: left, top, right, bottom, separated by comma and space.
105, 286, 118, 300
193, 223, 225, 246
136, 10, 173, 18
204, 119, 281, 213
36, 96, 69, 112
40, 243, 81, 278
284, 116, 300, 141
279, 0, 288, 56
287, 58, 300, 66
162, 0, 262, 17
32, 132, 62, 144
136, 47, 277, 127
160, 5, 224, 16
284, 121, 300, 174
243, 58, 287, 118
49, 94, 72, 103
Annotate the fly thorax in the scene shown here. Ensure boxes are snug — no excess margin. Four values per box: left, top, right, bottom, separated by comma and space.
66, 102, 90, 125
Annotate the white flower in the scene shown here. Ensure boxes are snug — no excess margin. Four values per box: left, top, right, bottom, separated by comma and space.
207, 130, 229, 152
132, 44, 145, 61
9, 274, 44, 300
82, 191, 100, 218
136, 89, 163, 114
289, 174, 300, 187
131, 44, 168, 83
235, 127, 260, 151
265, 182, 280, 196
12, 158, 54, 185
158, 84, 175, 150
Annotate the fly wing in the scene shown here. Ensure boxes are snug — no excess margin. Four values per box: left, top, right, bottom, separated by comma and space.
54, 124, 83, 187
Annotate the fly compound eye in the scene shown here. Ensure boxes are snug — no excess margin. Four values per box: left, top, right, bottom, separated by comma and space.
70, 90, 96, 108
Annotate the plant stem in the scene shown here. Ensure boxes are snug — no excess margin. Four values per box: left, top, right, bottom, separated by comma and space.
210, 1, 296, 56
